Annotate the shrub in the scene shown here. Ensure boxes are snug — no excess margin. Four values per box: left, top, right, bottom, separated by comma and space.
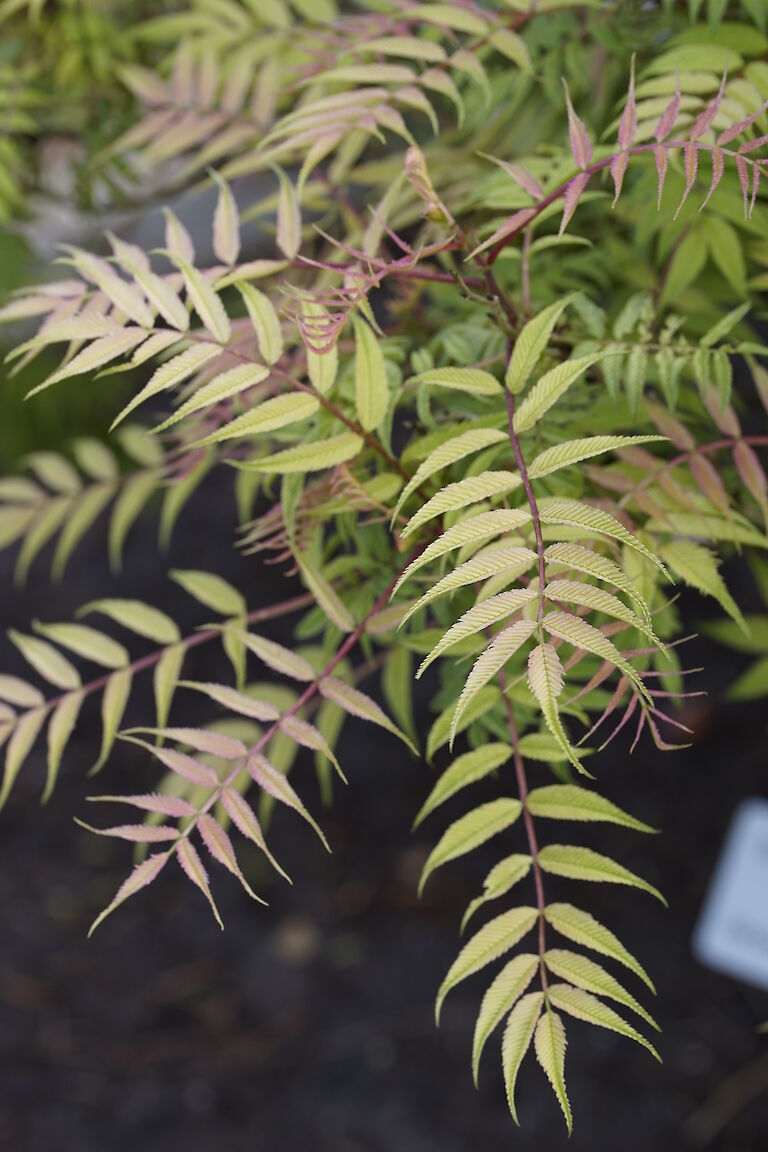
1, 0, 767, 1131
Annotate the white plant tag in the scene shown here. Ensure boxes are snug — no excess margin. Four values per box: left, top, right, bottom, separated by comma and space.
693, 798, 768, 991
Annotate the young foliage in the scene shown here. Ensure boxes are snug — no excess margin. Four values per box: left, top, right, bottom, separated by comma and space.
0, 0, 767, 1132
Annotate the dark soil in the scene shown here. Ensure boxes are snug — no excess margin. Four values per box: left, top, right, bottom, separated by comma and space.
0, 475, 767, 1152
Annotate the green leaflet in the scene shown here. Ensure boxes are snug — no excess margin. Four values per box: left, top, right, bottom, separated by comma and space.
109, 473, 161, 570
542, 610, 652, 702
237, 432, 363, 474
81, 599, 180, 645
473, 954, 539, 1085
461, 854, 533, 935
517, 732, 581, 763
544, 950, 658, 1030
534, 1006, 572, 1134
275, 168, 302, 260
660, 538, 747, 632
450, 619, 537, 745
153, 644, 184, 729
544, 903, 655, 992
45, 690, 83, 802
171, 569, 246, 616
296, 556, 355, 632
164, 253, 231, 344
538, 499, 670, 576
240, 632, 315, 681
419, 798, 523, 895
239, 283, 283, 365
381, 644, 417, 749
417, 588, 538, 676
124, 262, 189, 331
435, 905, 538, 1023
32, 622, 128, 669
543, 541, 651, 624
28, 330, 150, 399
393, 508, 532, 594
502, 991, 544, 1124
547, 983, 660, 1060
111, 342, 221, 429
646, 511, 768, 551
526, 784, 655, 833
538, 845, 666, 904
401, 472, 523, 538
527, 643, 585, 774
407, 2, 488, 34
9, 630, 81, 691
427, 685, 499, 761
528, 435, 665, 481
0, 708, 46, 809
0, 675, 44, 709
506, 300, 575, 396
544, 579, 659, 644
155, 363, 271, 432
196, 392, 320, 446
412, 742, 512, 828
303, 303, 338, 395
728, 656, 768, 701
400, 545, 537, 626
410, 366, 503, 397
392, 427, 507, 522
91, 667, 133, 776
353, 315, 389, 432
53, 485, 114, 581
513, 354, 600, 431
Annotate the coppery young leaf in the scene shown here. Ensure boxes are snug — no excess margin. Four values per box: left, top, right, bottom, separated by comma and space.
700, 148, 725, 210
654, 72, 681, 142
689, 72, 727, 142
618, 55, 637, 150
562, 81, 592, 169
674, 143, 699, 219
559, 172, 590, 236
88, 852, 168, 935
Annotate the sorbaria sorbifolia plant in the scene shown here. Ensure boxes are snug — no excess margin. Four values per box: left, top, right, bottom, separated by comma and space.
1, 0, 768, 1131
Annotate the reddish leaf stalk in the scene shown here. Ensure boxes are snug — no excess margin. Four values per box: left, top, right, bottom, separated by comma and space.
5, 592, 315, 733
180, 543, 426, 841
486, 139, 767, 264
